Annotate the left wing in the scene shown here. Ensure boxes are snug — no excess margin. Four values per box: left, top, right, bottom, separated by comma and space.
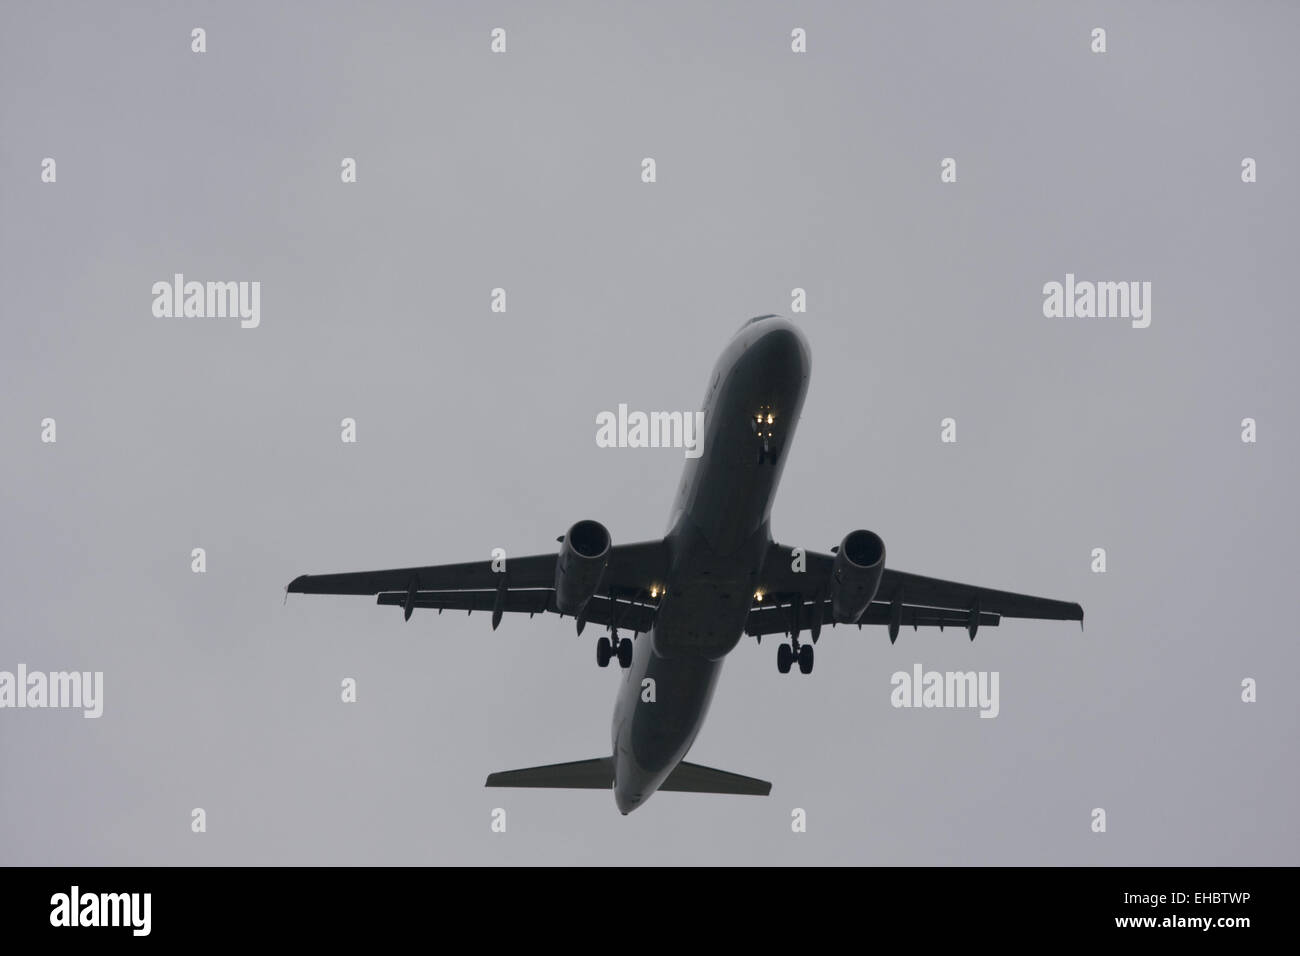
288, 540, 667, 631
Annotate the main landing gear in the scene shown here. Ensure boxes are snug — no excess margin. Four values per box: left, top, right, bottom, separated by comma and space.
598, 635, 634, 669
777, 637, 814, 675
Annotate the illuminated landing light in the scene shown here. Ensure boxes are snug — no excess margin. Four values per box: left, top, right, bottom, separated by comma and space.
766, 413, 774, 424
649, 585, 660, 599
754, 590, 765, 602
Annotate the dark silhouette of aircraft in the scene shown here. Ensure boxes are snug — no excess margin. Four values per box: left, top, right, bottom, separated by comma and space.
288, 316, 1082, 813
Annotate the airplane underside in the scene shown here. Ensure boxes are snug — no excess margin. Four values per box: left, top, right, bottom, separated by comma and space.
288, 315, 1083, 814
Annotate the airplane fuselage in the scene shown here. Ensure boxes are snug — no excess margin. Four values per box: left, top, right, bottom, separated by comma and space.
611, 317, 811, 813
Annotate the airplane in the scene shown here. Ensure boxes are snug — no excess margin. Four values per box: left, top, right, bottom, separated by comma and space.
287, 315, 1083, 814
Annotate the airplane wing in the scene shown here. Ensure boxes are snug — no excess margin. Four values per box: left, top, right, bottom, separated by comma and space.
750, 543, 1082, 640
288, 539, 668, 631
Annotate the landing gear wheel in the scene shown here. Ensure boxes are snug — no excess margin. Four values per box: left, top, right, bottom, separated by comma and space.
777, 643, 793, 674
596, 636, 612, 668
617, 637, 633, 669
798, 643, 814, 675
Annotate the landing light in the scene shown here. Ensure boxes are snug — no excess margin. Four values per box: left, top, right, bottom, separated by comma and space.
650, 585, 660, 598
754, 590, 765, 601
766, 413, 774, 424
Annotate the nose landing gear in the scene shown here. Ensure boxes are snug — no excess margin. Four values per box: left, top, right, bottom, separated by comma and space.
752, 406, 780, 465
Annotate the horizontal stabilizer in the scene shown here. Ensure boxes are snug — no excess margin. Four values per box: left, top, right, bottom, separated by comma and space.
485, 757, 770, 796
486, 758, 613, 790
662, 761, 771, 796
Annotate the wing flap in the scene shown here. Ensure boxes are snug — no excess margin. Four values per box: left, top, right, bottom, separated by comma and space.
374, 590, 657, 632
377, 589, 553, 615
744, 599, 1000, 637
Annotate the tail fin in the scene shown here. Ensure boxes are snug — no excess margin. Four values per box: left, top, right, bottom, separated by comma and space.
485, 757, 770, 796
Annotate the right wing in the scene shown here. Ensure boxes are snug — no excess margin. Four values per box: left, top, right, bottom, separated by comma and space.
879, 568, 1083, 623
749, 543, 1081, 640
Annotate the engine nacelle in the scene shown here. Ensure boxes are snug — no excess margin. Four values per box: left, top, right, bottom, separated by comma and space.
554, 520, 612, 615
830, 530, 886, 624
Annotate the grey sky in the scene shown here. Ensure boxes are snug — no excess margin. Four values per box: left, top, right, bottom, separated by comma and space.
2, 1, 1297, 864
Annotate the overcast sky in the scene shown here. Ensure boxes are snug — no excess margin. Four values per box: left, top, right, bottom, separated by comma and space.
2, 0, 1297, 864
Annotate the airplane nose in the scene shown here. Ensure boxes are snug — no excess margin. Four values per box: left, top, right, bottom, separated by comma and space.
747, 321, 810, 381
613, 757, 648, 814
615, 791, 642, 814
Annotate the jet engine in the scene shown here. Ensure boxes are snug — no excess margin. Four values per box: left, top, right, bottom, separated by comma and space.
554, 520, 611, 615
830, 530, 886, 624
